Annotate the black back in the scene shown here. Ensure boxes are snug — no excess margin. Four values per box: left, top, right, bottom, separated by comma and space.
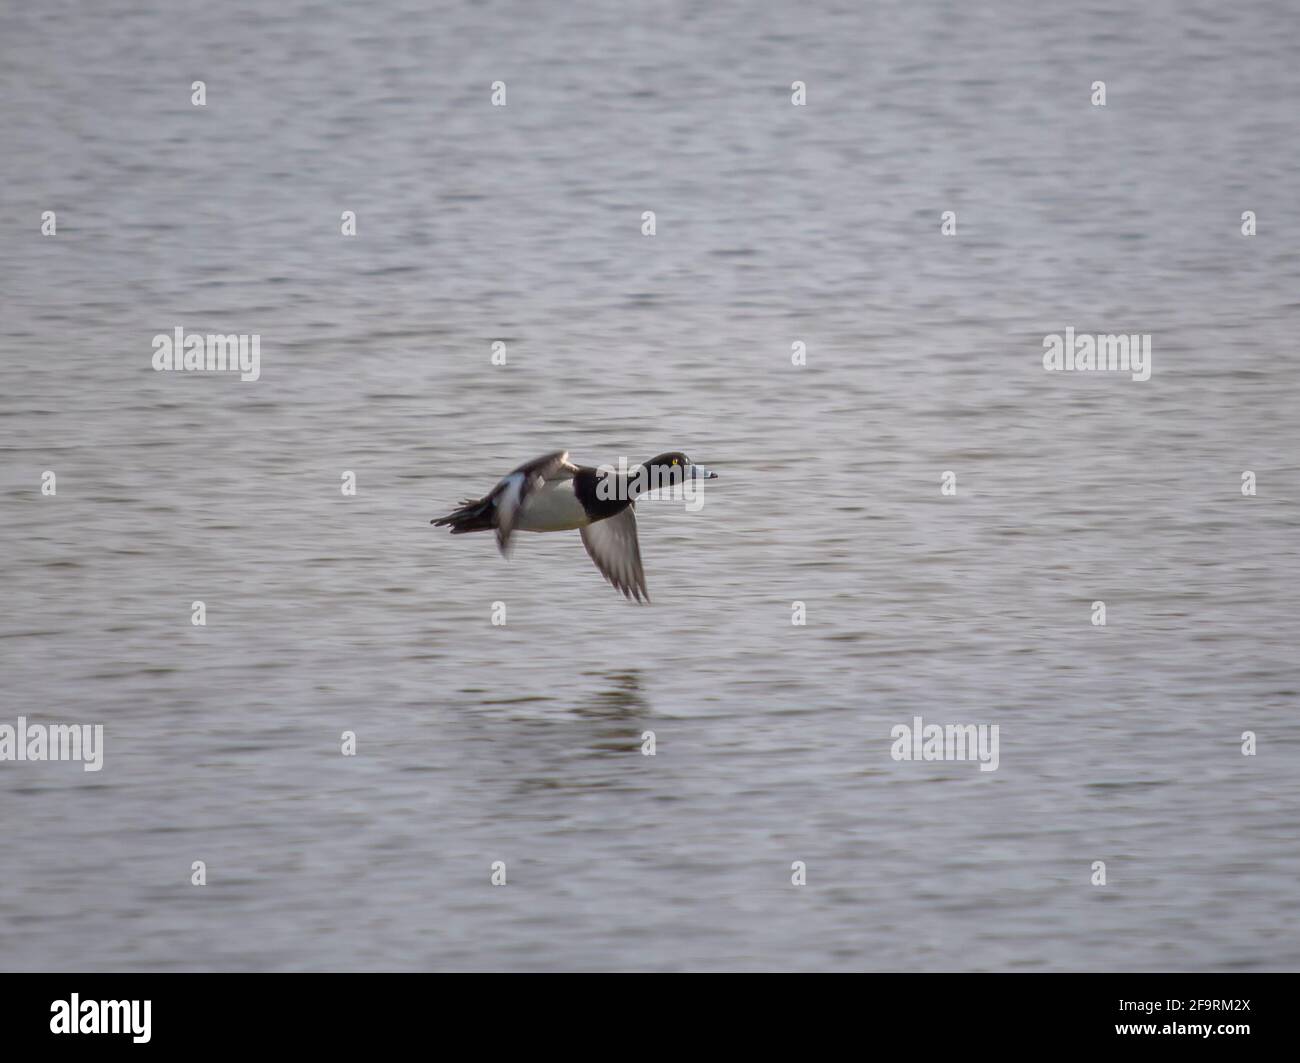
574, 466, 635, 521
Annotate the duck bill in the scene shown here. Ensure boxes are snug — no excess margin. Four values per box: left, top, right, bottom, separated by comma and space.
689, 464, 719, 480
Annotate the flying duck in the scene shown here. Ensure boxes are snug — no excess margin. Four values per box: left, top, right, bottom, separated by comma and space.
431, 451, 718, 602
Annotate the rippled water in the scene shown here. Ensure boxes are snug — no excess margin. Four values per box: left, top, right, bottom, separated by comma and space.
2, 0, 1298, 971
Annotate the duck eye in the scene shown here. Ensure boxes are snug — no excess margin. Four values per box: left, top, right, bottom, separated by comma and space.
671, 458, 678, 466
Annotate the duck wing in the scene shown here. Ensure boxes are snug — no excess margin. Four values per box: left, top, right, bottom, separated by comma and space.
492, 451, 577, 554
579, 505, 649, 602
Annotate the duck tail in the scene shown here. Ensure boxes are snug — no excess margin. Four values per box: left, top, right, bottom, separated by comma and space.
431, 496, 495, 534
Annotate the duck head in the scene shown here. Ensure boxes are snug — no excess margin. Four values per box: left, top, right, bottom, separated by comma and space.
636, 452, 719, 492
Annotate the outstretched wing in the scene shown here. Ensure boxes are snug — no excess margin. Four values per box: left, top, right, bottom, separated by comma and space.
579, 505, 648, 602
492, 451, 577, 554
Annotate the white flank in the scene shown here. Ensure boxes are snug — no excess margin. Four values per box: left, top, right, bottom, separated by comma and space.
516, 479, 590, 531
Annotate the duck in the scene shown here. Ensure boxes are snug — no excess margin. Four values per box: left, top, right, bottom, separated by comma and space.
431, 451, 718, 602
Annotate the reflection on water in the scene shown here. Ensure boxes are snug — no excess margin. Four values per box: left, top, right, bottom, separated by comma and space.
2, 0, 1299, 971
577, 670, 648, 721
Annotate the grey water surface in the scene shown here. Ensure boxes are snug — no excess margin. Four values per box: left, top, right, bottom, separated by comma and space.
1, 0, 1298, 971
